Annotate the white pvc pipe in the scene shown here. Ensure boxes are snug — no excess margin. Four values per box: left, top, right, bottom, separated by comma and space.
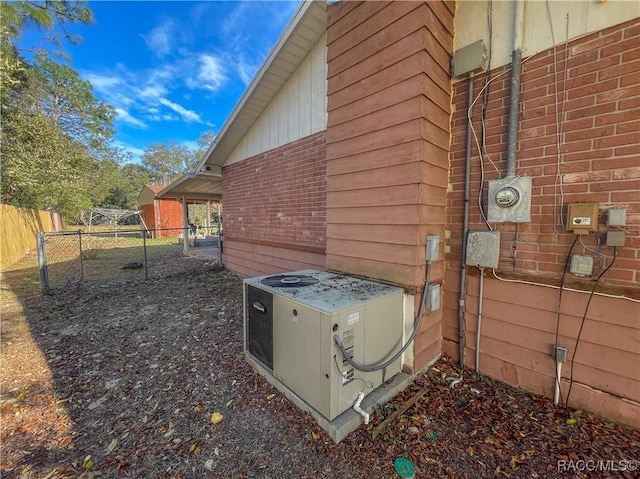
353, 392, 369, 424
554, 362, 562, 406
475, 268, 485, 373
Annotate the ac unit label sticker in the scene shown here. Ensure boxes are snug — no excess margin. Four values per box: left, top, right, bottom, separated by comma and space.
347, 312, 359, 325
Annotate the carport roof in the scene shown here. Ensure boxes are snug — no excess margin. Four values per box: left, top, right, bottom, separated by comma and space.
156, 172, 222, 201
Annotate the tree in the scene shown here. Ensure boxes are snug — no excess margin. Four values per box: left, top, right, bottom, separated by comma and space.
30, 54, 115, 150
141, 142, 197, 185
1, 110, 95, 217
100, 163, 150, 210
195, 130, 215, 162
0, 1, 120, 219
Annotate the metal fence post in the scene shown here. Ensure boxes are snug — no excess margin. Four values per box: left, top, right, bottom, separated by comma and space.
217, 209, 223, 267
37, 232, 49, 291
143, 230, 149, 280
78, 230, 84, 282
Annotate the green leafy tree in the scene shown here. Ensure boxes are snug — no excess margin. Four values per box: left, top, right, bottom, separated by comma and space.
101, 163, 151, 210
0, 1, 120, 219
195, 130, 215, 162
141, 142, 197, 185
30, 54, 115, 150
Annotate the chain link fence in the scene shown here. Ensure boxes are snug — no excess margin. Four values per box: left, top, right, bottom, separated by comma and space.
37, 228, 222, 291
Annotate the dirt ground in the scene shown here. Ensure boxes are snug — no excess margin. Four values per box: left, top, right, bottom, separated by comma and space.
1, 253, 638, 479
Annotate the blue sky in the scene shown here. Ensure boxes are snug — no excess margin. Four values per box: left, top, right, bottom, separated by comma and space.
22, 1, 300, 162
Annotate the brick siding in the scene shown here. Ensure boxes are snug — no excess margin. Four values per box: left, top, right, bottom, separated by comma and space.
222, 131, 327, 250
447, 18, 640, 287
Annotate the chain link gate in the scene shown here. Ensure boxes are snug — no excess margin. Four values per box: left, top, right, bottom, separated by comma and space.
37, 228, 221, 291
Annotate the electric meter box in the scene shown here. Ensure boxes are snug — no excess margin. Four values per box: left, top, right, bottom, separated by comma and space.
487, 177, 532, 223
567, 203, 599, 234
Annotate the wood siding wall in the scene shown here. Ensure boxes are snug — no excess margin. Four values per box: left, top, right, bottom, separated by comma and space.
444, 18, 640, 428
140, 200, 183, 238
222, 131, 327, 277
325, 1, 454, 371
226, 37, 328, 167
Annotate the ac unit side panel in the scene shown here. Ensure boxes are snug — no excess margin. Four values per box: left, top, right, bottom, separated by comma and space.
272, 297, 323, 413
362, 292, 404, 371
246, 285, 274, 370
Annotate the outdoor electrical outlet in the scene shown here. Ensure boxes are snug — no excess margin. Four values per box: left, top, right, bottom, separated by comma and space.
426, 235, 440, 261
426, 284, 441, 311
554, 345, 567, 363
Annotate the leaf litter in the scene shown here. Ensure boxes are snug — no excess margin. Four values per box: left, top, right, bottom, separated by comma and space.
1, 254, 638, 478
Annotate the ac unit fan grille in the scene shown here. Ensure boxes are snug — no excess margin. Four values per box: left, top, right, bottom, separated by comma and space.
261, 274, 319, 288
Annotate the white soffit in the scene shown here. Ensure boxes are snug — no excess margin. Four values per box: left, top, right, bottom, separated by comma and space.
197, 0, 327, 170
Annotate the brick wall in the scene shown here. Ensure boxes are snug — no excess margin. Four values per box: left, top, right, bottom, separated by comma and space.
222, 131, 327, 251
447, 18, 640, 287
443, 18, 639, 428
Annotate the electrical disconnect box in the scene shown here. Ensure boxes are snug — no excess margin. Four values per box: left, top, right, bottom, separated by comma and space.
566, 203, 599, 234
465, 231, 501, 269
487, 177, 532, 223
452, 40, 487, 78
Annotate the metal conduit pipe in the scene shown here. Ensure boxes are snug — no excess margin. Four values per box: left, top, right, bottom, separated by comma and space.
506, 0, 525, 178
458, 74, 474, 368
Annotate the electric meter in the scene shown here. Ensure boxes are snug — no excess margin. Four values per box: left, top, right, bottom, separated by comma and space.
495, 186, 520, 207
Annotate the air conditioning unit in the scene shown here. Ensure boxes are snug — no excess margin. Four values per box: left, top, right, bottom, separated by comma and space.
243, 270, 405, 421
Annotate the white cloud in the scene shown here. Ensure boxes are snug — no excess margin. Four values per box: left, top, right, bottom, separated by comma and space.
235, 55, 259, 85
196, 54, 227, 92
158, 98, 201, 123
85, 73, 121, 90
139, 82, 168, 99
143, 20, 174, 57
114, 108, 147, 129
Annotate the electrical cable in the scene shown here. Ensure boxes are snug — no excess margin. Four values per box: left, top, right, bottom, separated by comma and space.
492, 269, 640, 303
553, 235, 578, 406
546, 0, 569, 234
565, 247, 618, 406
334, 261, 432, 373
553, 236, 579, 351
468, 56, 534, 230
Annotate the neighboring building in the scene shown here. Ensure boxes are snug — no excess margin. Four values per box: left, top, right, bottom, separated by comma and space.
137, 184, 183, 237
197, 1, 639, 428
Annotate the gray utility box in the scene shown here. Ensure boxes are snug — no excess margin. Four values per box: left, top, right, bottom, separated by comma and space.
243, 270, 404, 421
487, 177, 532, 223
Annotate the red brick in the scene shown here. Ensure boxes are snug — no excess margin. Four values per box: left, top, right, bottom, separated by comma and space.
619, 96, 640, 111
599, 59, 640, 81
567, 78, 619, 101
566, 126, 615, 142
614, 144, 640, 157
569, 53, 620, 79
570, 31, 622, 56
565, 101, 614, 120
620, 72, 640, 87
601, 36, 640, 58
594, 132, 640, 149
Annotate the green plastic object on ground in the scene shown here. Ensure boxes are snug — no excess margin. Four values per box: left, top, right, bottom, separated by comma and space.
394, 457, 416, 478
